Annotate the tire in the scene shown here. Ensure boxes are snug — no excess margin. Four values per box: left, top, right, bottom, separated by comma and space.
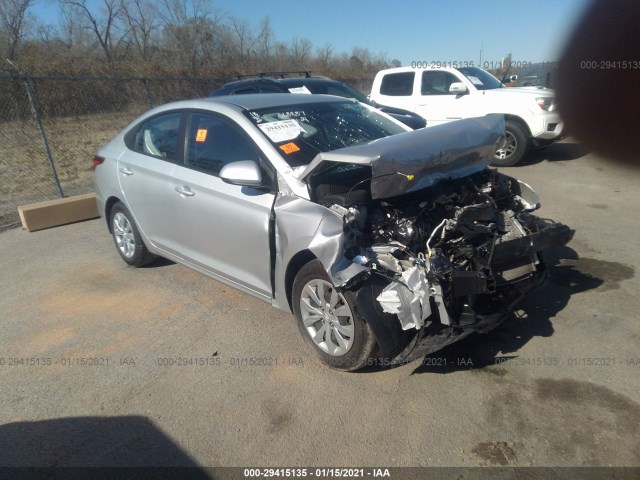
492, 120, 529, 167
292, 260, 376, 371
109, 202, 156, 267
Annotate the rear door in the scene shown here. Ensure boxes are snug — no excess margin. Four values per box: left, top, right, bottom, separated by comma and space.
373, 71, 417, 112
171, 111, 276, 299
117, 111, 186, 256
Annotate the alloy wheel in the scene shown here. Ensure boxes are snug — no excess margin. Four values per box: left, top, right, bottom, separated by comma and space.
495, 131, 517, 159
299, 279, 355, 356
113, 212, 136, 259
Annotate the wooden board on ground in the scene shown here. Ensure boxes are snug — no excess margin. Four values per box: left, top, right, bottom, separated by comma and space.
18, 193, 99, 232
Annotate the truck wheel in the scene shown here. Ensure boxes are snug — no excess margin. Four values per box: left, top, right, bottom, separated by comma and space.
493, 121, 529, 167
292, 260, 376, 371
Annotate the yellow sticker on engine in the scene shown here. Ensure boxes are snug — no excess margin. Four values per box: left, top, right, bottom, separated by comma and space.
279, 142, 301, 154
196, 129, 208, 142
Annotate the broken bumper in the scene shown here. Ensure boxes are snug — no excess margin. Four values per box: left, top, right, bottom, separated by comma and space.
390, 269, 546, 366
354, 220, 574, 366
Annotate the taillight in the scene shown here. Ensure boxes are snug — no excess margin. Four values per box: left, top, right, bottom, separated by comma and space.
92, 155, 105, 170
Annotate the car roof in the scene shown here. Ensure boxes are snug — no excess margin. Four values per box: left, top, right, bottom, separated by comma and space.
218, 77, 284, 88
166, 93, 353, 111
217, 75, 340, 89
277, 77, 340, 86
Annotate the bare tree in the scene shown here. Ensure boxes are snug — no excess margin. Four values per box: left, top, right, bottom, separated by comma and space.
315, 42, 333, 69
119, 0, 158, 59
230, 17, 250, 68
289, 37, 311, 68
157, 0, 222, 72
1, 0, 395, 80
253, 16, 272, 68
55, 1, 91, 52
0, 0, 33, 60
60, 0, 129, 63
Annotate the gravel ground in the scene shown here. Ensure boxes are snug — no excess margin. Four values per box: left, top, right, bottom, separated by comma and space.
0, 139, 638, 469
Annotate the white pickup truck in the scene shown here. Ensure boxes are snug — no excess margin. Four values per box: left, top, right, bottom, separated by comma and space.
369, 66, 564, 166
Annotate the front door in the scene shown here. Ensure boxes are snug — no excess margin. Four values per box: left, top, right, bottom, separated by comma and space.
171, 112, 275, 299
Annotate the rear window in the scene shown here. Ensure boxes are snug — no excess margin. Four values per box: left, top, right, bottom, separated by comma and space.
132, 112, 182, 161
380, 72, 415, 96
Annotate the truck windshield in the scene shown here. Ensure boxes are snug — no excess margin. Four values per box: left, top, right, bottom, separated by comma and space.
457, 67, 504, 90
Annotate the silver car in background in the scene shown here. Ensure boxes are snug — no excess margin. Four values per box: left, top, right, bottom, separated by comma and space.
94, 94, 573, 371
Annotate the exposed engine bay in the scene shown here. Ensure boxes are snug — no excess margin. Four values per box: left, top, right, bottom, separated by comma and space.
310, 167, 574, 363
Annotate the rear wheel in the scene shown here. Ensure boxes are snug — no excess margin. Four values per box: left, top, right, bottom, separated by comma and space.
493, 120, 529, 167
110, 202, 156, 267
292, 260, 376, 371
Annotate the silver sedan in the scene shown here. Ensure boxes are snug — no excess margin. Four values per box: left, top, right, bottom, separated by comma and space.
94, 94, 573, 371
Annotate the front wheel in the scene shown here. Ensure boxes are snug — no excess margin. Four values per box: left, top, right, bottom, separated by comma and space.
492, 120, 529, 167
292, 260, 376, 371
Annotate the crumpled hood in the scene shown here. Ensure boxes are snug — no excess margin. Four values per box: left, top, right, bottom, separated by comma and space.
298, 114, 505, 199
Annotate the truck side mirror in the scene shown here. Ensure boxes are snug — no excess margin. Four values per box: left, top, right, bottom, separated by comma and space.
449, 82, 468, 94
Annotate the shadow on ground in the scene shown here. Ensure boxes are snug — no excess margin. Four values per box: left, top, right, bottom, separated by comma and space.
0, 415, 208, 475
409, 246, 603, 374
522, 141, 590, 165
144, 257, 176, 268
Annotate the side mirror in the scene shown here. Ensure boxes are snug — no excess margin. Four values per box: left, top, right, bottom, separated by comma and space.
449, 82, 468, 94
219, 160, 262, 187
510, 75, 518, 82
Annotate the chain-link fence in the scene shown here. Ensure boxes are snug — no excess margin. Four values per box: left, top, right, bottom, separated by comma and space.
0, 73, 373, 230
0, 74, 223, 229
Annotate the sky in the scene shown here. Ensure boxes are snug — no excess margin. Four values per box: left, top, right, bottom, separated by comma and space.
32, 0, 593, 65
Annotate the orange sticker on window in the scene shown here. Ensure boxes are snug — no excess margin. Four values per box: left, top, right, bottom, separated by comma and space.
279, 142, 300, 154
196, 129, 208, 142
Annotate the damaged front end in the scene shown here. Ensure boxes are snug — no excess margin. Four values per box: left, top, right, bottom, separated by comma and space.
337, 169, 572, 364
299, 116, 574, 365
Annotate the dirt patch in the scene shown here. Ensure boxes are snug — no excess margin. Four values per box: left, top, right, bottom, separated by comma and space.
485, 378, 640, 465
551, 257, 634, 292
262, 400, 294, 434
8, 325, 77, 355
472, 441, 517, 466
534, 378, 640, 429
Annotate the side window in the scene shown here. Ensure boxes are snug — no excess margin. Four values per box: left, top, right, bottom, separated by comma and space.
133, 112, 182, 160
324, 85, 353, 98
185, 113, 261, 176
380, 72, 415, 96
260, 86, 284, 93
421, 71, 461, 95
232, 87, 259, 94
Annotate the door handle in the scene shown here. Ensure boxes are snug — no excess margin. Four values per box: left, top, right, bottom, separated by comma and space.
175, 186, 195, 197
119, 167, 134, 176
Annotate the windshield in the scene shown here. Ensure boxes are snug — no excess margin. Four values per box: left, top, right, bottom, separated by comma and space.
245, 100, 406, 167
457, 67, 504, 90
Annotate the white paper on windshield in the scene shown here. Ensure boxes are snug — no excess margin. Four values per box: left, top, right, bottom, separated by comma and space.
258, 119, 305, 142
467, 76, 484, 86
288, 86, 312, 94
